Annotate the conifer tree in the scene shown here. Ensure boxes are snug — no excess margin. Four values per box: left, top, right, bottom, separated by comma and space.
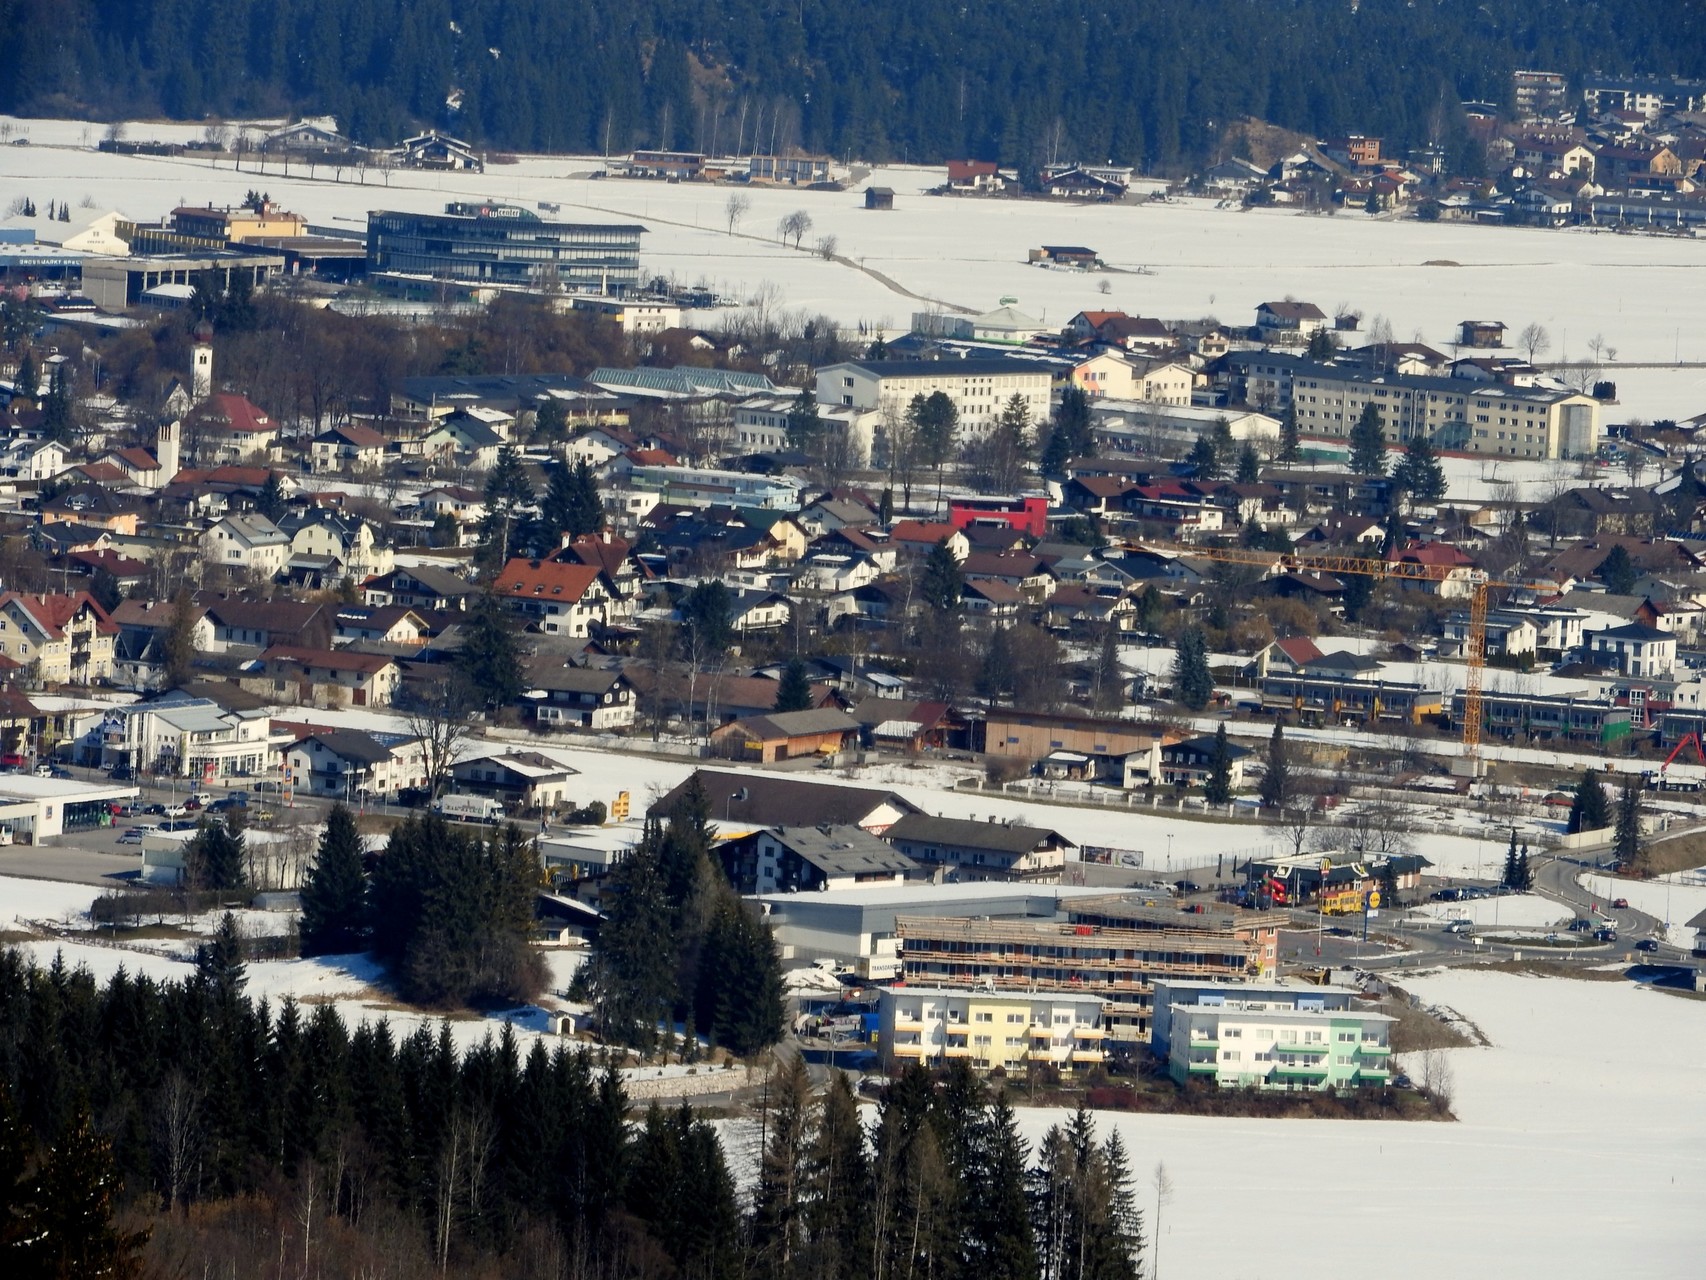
773, 658, 814, 713
1501, 828, 1519, 889
301, 802, 369, 955
970, 1089, 1037, 1280
588, 822, 678, 1052
1259, 722, 1290, 809
185, 815, 245, 891
750, 1056, 813, 1278
194, 912, 247, 1002
1093, 626, 1123, 712
534, 395, 569, 441
1186, 433, 1220, 479
19, 1106, 149, 1280
1614, 782, 1643, 871
1392, 433, 1447, 504
456, 592, 525, 711
920, 537, 963, 612
1278, 402, 1301, 463
1171, 626, 1212, 711
1515, 843, 1533, 891
801, 1073, 872, 1280
1568, 768, 1610, 834
1204, 722, 1233, 805
255, 470, 287, 522
1349, 402, 1387, 476
479, 444, 536, 565
1235, 440, 1261, 484
541, 458, 602, 543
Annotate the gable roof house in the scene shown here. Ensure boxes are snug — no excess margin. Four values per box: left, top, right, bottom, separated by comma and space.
1255, 300, 1329, 343
37, 484, 141, 535
310, 423, 390, 474
200, 599, 334, 653
653, 767, 922, 832
184, 394, 279, 465
361, 564, 480, 612
493, 559, 611, 637
242, 645, 402, 708
717, 824, 921, 895
280, 510, 395, 582
199, 513, 292, 579
110, 597, 216, 689
284, 729, 428, 801
0, 591, 118, 684
522, 663, 637, 732
880, 813, 1074, 883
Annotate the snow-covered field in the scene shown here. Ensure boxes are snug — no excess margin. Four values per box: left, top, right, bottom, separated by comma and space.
1016, 968, 1706, 1278
4, 116, 1706, 423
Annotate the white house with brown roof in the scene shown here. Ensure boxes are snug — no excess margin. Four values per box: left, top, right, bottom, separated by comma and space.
185, 394, 279, 464
200, 513, 291, 577
242, 645, 401, 708
493, 558, 612, 637
1255, 300, 1329, 343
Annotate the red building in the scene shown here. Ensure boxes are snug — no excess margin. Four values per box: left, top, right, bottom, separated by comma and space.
948, 495, 1049, 539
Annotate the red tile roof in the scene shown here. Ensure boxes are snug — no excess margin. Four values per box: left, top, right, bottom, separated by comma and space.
889, 520, 960, 545
0, 591, 119, 637
190, 393, 273, 434
495, 558, 602, 604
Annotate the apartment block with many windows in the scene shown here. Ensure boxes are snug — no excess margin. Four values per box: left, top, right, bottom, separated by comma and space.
1151, 981, 1395, 1090
877, 986, 1108, 1075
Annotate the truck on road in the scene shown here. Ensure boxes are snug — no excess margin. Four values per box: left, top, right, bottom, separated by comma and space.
432, 794, 507, 824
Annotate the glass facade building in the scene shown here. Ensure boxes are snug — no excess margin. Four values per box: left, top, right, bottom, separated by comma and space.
366, 203, 644, 293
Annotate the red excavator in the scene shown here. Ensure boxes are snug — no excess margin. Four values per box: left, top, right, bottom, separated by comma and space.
1646, 733, 1706, 791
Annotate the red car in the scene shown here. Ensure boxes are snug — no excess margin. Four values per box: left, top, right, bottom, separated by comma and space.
1612, 897, 1629, 910
0, 753, 24, 769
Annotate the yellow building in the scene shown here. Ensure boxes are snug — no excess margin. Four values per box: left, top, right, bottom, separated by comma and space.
877, 986, 1108, 1075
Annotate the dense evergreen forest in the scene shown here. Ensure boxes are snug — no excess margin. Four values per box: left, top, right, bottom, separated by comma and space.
0, 944, 1144, 1279
0, 0, 1702, 171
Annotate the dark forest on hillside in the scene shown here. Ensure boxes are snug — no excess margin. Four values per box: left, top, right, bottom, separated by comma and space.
0, 0, 1702, 172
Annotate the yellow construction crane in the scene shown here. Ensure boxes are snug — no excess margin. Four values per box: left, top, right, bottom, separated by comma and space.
1124, 542, 1506, 769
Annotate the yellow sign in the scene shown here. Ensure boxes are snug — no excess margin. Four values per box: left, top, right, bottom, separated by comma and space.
1368, 890, 1382, 909
611, 790, 630, 822
1319, 858, 1333, 875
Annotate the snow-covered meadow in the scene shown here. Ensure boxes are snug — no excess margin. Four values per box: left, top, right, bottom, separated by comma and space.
4, 115, 1706, 425
1044, 967, 1706, 1278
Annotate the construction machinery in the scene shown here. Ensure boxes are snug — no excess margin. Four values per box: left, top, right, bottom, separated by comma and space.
1646, 733, 1706, 791
1125, 541, 1506, 773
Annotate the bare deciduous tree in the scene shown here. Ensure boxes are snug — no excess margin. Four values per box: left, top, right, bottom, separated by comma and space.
778, 209, 813, 249
1517, 322, 1551, 364
152, 1069, 203, 1210
399, 675, 479, 800
814, 233, 838, 260
724, 192, 750, 235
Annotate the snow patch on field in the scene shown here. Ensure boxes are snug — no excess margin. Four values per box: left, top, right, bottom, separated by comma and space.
1582, 872, 1706, 948
1413, 893, 1571, 929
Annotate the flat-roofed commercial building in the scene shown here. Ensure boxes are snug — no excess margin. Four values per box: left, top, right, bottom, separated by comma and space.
367, 203, 645, 293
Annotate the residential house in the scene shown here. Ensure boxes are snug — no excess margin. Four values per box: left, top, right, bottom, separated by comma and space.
200, 513, 292, 578
0, 439, 66, 482
814, 358, 1054, 442
361, 564, 479, 612
1586, 622, 1676, 678
202, 599, 333, 652
280, 510, 394, 582
184, 394, 278, 464
718, 824, 920, 895
523, 664, 636, 731
1255, 300, 1329, 342
333, 606, 430, 646
709, 707, 860, 763
493, 558, 610, 637
284, 729, 427, 801
0, 592, 117, 683
310, 423, 389, 473
944, 160, 1010, 193
888, 521, 969, 562
243, 646, 401, 707
881, 814, 1073, 883
420, 414, 504, 470
653, 768, 922, 831
450, 750, 582, 812
37, 485, 141, 535
110, 598, 215, 689
983, 710, 1167, 785
1159, 735, 1251, 789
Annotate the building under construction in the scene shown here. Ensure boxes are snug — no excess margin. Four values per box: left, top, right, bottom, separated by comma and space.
895, 897, 1278, 1050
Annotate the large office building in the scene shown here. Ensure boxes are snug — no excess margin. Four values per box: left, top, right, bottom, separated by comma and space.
814, 357, 1054, 443
366, 203, 645, 293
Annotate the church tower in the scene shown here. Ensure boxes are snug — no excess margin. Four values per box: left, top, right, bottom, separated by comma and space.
155, 417, 180, 482
191, 319, 214, 402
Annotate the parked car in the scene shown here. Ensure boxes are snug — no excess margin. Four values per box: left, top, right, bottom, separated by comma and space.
32, 764, 52, 777
116, 830, 143, 845
49, 766, 72, 779
162, 804, 188, 818
108, 764, 135, 781
142, 803, 166, 816
0, 753, 25, 769
183, 798, 203, 811
1634, 939, 1661, 952
206, 797, 244, 813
